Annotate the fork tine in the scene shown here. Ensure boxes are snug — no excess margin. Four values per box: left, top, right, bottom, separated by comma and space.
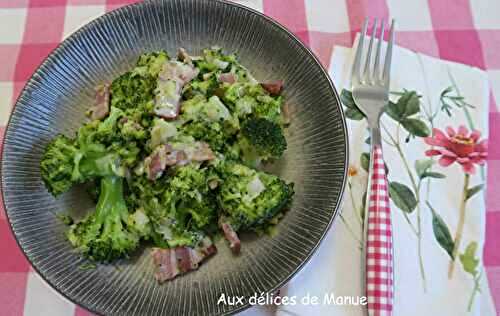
351, 18, 368, 84
373, 19, 385, 82
363, 18, 377, 83
382, 19, 395, 85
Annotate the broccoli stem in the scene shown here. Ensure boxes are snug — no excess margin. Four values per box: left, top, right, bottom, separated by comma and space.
96, 176, 126, 222
67, 175, 139, 262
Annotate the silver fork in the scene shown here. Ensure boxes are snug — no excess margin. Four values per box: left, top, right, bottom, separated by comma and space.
351, 18, 395, 316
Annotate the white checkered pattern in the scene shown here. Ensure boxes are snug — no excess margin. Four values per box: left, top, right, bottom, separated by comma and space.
63, 5, 106, 39
471, 0, 500, 29
231, 0, 263, 12
386, 0, 433, 31
0, 8, 27, 44
305, 0, 351, 33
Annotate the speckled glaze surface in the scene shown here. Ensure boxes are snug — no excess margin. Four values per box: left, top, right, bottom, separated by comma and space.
0, 0, 348, 315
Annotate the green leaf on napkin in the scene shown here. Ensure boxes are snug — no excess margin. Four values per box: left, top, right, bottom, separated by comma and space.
401, 91, 420, 117
345, 108, 365, 120
385, 101, 402, 121
401, 118, 430, 137
385, 90, 421, 121
341, 89, 365, 120
461, 241, 482, 312
389, 181, 417, 213
466, 184, 484, 200
440, 85, 475, 117
421, 171, 446, 179
440, 86, 455, 116
361, 152, 370, 172
415, 159, 433, 178
427, 202, 455, 259
385, 90, 430, 137
460, 241, 479, 276
415, 159, 446, 179
340, 89, 356, 108
361, 190, 367, 223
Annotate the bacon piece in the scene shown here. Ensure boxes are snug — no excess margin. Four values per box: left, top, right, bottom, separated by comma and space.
155, 107, 180, 120
220, 219, 241, 254
151, 237, 217, 283
177, 47, 193, 65
158, 61, 199, 84
218, 73, 236, 84
88, 84, 110, 120
144, 142, 214, 180
164, 151, 179, 166
154, 61, 200, 119
151, 248, 179, 282
144, 145, 169, 180
190, 142, 215, 161
147, 153, 164, 180
261, 80, 283, 96
175, 247, 193, 273
176, 150, 189, 166
197, 237, 217, 256
154, 81, 182, 120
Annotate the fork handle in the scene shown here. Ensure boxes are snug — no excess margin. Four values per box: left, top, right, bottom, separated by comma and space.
365, 128, 394, 316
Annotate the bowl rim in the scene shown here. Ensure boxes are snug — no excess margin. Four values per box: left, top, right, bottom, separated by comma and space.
0, 0, 349, 315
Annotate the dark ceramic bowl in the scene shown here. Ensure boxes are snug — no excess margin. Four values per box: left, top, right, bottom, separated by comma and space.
1, 0, 348, 315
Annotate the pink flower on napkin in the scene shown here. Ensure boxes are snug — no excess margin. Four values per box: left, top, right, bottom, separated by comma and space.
424, 126, 487, 174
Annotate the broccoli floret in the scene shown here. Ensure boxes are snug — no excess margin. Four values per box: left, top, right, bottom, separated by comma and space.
40, 132, 123, 196
110, 51, 168, 113
40, 135, 79, 196
217, 163, 294, 231
162, 166, 217, 232
134, 51, 169, 77
179, 95, 238, 152
234, 95, 257, 117
127, 166, 217, 248
254, 95, 284, 125
192, 47, 260, 87
127, 208, 152, 238
183, 75, 219, 98
40, 107, 133, 196
222, 83, 249, 105
180, 121, 229, 152
94, 106, 124, 139
110, 71, 156, 112
181, 95, 232, 123
110, 51, 169, 128
84, 107, 145, 168
240, 118, 287, 161
67, 176, 139, 262
125, 176, 192, 248
149, 118, 178, 149
221, 82, 284, 125
125, 174, 166, 216
120, 118, 147, 141
194, 47, 235, 74
107, 141, 141, 168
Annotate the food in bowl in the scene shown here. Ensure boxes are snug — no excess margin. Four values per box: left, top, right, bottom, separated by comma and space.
40, 47, 294, 282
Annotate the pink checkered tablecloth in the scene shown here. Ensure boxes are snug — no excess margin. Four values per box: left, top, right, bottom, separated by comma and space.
1, 0, 499, 315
